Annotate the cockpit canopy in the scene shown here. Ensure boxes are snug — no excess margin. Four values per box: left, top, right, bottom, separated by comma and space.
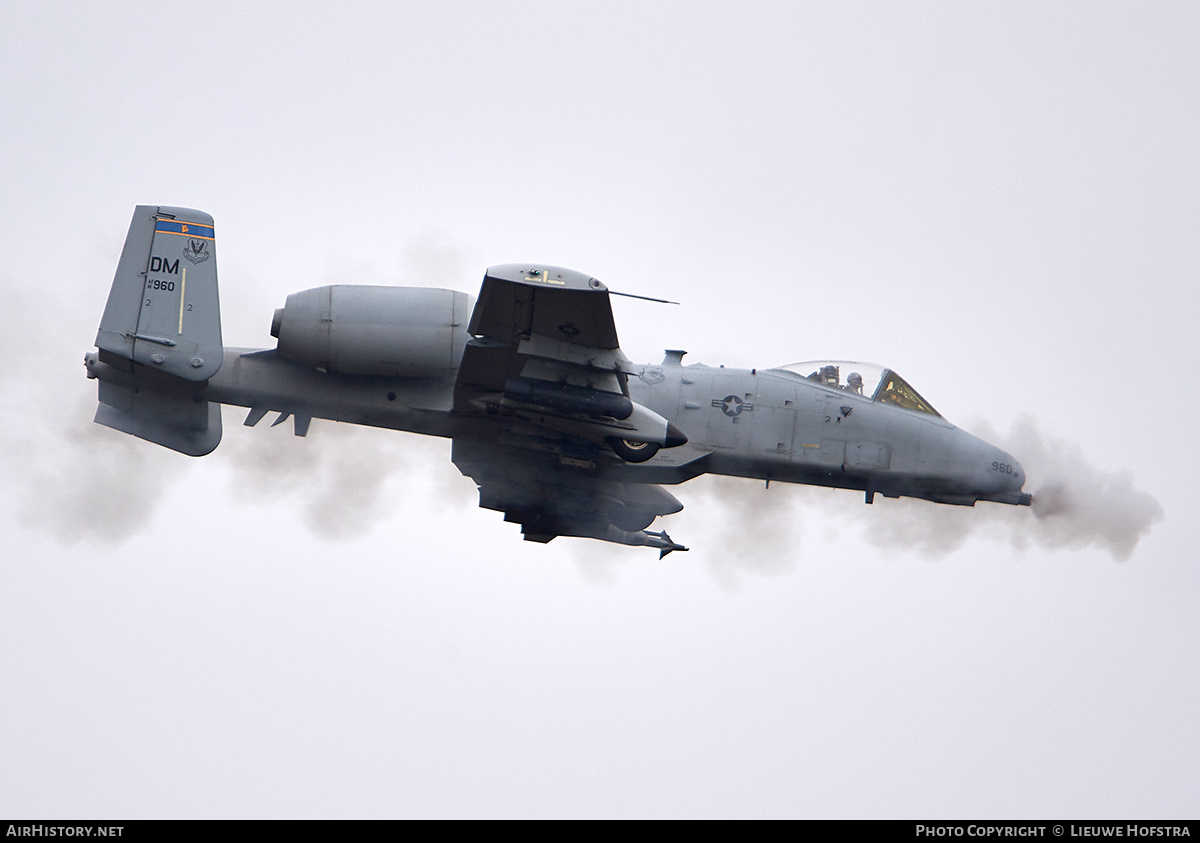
776, 361, 940, 417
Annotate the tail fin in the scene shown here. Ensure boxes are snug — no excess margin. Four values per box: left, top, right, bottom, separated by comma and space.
96, 205, 222, 378
89, 205, 223, 456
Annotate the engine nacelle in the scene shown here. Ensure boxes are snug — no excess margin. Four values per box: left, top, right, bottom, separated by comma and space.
271, 286, 473, 377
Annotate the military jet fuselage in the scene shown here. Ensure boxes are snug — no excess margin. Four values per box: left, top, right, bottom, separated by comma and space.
85, 206, 1031, 555
626, 359, 1030, 507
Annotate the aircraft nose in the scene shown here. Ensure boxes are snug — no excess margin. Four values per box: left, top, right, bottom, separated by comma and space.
950, 429, 1032, 505
1011, 457, 1026, 488
1011, 460, 1027, 494
989, 448, 1032, 505
991, 449, 1023, 487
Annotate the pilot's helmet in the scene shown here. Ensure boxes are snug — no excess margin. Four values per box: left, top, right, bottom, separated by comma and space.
847, 372, 863, 390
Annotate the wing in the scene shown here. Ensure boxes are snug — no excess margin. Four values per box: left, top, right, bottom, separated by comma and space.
452, 264, 689, 553
452, 437, 688, 556
453, 264, 684, 451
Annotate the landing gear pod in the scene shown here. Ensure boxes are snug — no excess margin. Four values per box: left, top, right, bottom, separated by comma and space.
610, 437, 660, 463
608, 423, 687, 462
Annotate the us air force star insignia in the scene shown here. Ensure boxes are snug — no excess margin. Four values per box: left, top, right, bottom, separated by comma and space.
712, 394, 753, 417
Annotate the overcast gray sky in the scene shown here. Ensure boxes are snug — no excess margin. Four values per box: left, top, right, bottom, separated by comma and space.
1, 1, 1196, 818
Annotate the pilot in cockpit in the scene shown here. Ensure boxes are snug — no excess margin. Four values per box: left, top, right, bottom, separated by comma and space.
814, 364, 840, 386
845, 372, 863, 394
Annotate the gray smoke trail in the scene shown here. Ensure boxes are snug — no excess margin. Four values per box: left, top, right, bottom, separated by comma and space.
838, 416, 1163, 560
984, 416, 1164, 561
569, 541, 633, 585
1, 277, 191, 547
641, 474, 810, 590
696, 476, 805, 584
564, 475, 809, 588
219, 420, 462, 539
6, 392, 188, 547
7, 369, 458, 549
6, 388, 440, 547
836, 494, 982, 557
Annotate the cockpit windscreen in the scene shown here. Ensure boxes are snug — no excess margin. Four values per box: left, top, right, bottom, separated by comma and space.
776, 361, 941, 417
875, 370, 939, 416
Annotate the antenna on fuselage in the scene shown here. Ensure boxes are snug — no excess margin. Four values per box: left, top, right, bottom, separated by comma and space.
608, 290, 680, 305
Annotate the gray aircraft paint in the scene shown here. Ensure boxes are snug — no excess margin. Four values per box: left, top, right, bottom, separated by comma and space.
87, 206, 1029, 554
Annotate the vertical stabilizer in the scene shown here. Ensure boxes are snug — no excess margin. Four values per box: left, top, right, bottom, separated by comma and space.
95, 205, 222, 380
89, 205, 223, 456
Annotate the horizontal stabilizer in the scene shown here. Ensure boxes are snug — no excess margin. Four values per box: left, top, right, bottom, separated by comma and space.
94, 379, 221, 457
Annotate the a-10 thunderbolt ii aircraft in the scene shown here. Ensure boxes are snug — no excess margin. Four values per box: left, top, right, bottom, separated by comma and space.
85, 206, 1032, 556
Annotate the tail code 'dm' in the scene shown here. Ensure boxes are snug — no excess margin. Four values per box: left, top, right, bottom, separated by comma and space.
149, 256, 180, 274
